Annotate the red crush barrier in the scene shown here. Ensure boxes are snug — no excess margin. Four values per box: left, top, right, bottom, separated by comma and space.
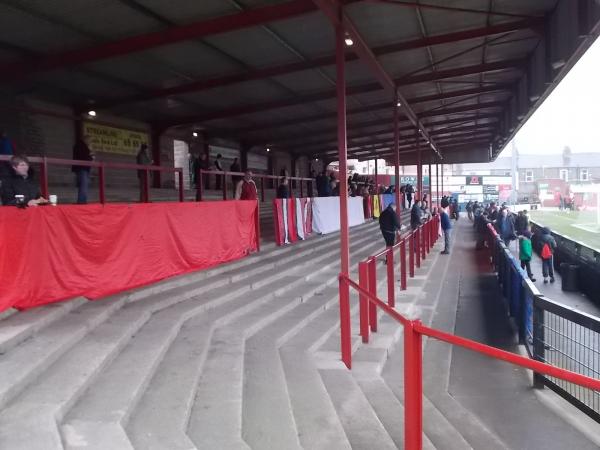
340, 273, 600, 450
0, 201, 259, 311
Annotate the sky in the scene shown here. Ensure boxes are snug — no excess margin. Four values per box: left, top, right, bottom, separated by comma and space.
502, 36, 600, 156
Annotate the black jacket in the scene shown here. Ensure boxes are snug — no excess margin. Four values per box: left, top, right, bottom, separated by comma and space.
72, 140, 93, 172
379, 206, 401, 234
277, 184, 289, 199
1, 171, 41, 205
410, 204, 423, 228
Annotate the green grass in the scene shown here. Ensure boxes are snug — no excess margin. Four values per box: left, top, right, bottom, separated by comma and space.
529, 210, 600, 252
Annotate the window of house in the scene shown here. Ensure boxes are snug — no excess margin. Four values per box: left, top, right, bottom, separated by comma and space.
580, 169, 589, 181
559, 169, 569, 181
525, 170, 534, 182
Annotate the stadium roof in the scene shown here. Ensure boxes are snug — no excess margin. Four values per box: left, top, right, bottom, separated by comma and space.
0, 0, 598, 164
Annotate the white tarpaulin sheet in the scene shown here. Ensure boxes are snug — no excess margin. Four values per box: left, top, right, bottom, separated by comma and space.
312, 197, 365, 234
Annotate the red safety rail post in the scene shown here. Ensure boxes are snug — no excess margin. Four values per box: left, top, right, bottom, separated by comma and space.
387, 247, 395, 308
409, 232, 415, 277
197, 170, 203, 201
255, 200, 261, 252
178, 170, 184, 202
404, 320, 423, 450
222, 172, 228, 200
415, 228, 421, 269
40, 156, 49, 199
98, 165, 106, 204
143, 170, 150, 203
339, 275, 352, 369
400, 239, 407, 290
421, 224, 427, 260
359, 261, 370, 343
368, 258, 378, 333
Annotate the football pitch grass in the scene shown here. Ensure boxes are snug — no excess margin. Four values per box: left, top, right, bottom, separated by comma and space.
529, 209, 600, 251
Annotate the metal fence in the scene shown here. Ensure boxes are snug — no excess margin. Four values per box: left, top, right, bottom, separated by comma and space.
488, 224, 600, 422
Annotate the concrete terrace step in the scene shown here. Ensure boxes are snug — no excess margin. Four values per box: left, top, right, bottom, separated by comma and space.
59, 225, 377, 450
186, 231, 383, 449
125, 276, 318, 450
0, 296, 125, 411
241, 239, 386, 450
0, 297, 86, 354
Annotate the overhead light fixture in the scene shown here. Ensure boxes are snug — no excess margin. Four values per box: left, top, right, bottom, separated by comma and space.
192, 131, 198, 137
87, 110, 96, 117
396, 101, 401, 107
315, 158, 319, 161
344, 35, 353, 46
266, 147, 270, 152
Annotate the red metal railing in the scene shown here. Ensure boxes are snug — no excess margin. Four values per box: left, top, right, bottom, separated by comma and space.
196, 169, 314, 202
339, 216, 600, 450
355, 216, 439, 345
0, 154, 184, 203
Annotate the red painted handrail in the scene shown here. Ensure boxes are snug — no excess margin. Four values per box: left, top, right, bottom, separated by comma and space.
0, 154, 184, 203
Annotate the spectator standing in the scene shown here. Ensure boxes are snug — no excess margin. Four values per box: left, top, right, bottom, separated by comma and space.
136, 143, 153, 202
235, 170, 258, 200
1, 155, 48, 206
440, 206, 452, 255
410, 200, 423, 231
214, 153, 223, 190
487, 202, 499, 221
518, 230, 536, 282
379, 203, 401, 259
540, 227, 557, 283
406, 184, 414, 208
495, 208, 516, 247
466, 200, 474, 221
72, 136, 94, 204
400, 185, 406, 209
277, 177, 289, 199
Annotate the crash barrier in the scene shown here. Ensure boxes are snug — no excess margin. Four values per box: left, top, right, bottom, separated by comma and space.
488, 223, 600, 423
0, 154, 184, 203
197, 169, 313, 202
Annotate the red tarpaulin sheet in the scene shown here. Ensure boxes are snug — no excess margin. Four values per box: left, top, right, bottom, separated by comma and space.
0, 201, 258, 311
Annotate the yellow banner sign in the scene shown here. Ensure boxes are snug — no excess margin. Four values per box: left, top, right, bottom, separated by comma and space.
83, 122, 149, 156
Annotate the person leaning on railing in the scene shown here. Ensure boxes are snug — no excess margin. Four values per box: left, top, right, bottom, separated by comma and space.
0, 155, 48, 207
235, 170, 258, 200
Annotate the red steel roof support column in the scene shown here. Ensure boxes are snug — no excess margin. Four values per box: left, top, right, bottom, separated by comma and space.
393, 95, 401, 220
441, 164, 444, 198
416, 130, 422, 200
428, 162, 432, 204
436, 163, 440, 208
336, 20, 352, 370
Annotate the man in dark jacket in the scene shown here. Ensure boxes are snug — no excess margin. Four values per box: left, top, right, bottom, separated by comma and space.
1, 155, 48, 206
379, 203, 401, 248
440, 207, 452, 254
410, 200, 423, 230
495, 208, 516, 247
277, 177, 290, 199
72, 136, 94, 204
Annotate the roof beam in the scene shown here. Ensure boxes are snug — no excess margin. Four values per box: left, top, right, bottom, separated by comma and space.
352, 137, 492, 159
0, 0, 324, 80
318, 128, 494, 155
163, 59, 521, 127
347, 135, 493, 159
96, 18, 539, 108
238, 84, 509, 134
277, 101, 503, 148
